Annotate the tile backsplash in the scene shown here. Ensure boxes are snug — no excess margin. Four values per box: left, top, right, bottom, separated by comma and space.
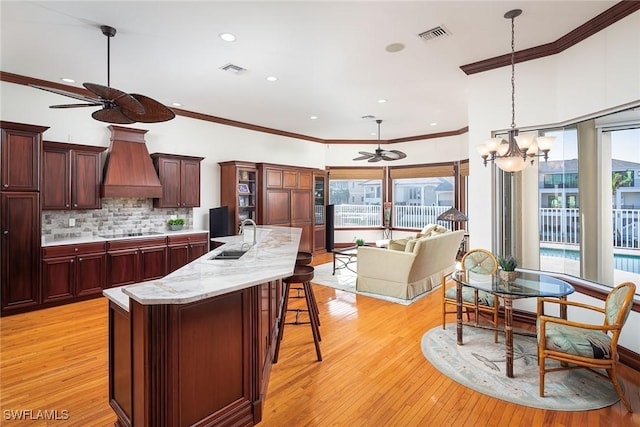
42, 198, 193, 241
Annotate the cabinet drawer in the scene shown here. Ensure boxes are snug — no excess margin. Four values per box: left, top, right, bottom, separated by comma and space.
43, 242, 106, 258
107, 237, 167, 251
167, 233, 208, 245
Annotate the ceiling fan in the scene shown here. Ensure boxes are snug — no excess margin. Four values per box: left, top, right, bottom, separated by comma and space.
353, 119, 407, 162
30, 25, 175, 124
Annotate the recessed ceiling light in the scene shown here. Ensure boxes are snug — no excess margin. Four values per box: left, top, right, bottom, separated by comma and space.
377, 99, 388, 104
430, 122, 437, 126
266, 76, 278, 82
61, 77, 75, 83
385, 43, 405, 53
172, 102, 182, 107
310, 116, 318, 120
219, 33, 236, 42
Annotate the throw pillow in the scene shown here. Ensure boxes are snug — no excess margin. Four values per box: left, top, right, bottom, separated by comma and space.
388, 237, 411, 251
405, 238, 419, 253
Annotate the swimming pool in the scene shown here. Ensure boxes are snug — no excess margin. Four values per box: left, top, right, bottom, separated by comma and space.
540, 247, 640, 274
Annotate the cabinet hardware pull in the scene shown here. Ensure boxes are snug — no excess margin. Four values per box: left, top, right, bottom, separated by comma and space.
3, 184, 8, 188
70, 259, 74, 263
78, 258, 83, 262
3, 230, 8, 235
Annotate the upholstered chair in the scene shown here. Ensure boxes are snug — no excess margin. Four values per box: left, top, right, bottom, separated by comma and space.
441, 248, 500, 342
537, 281, 636, 412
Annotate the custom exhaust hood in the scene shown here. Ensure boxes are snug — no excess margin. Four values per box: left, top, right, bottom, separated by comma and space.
101, 125, 163, 198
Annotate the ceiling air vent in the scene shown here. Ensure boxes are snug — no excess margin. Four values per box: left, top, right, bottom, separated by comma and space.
220, 63, 247, 74
418, 26, 451, 41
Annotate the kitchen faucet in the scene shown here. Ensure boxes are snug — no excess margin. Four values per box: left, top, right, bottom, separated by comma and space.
239, 218, 257, 247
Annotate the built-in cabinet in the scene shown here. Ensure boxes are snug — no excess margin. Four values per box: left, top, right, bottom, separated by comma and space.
41, 242, 107, 304
219, 161, 258, 234
167, 232, 209, 273
106, 237, 168, 288
151, 153, 204, 208
0, 121, 48, 316
42, 141, 103, 210
219, 161, 323, 254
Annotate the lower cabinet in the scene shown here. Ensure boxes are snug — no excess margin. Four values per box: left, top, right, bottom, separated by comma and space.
107, 237, 168, 288
41, 242, 106, 304
167, 232, 209, 273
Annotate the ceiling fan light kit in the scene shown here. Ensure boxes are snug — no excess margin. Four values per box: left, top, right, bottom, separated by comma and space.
30, 25, 175, 124
353, 119, 407, 162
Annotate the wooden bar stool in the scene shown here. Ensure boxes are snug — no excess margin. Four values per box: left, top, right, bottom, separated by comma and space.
292, 251, 320, 324
273, 265, 322, 362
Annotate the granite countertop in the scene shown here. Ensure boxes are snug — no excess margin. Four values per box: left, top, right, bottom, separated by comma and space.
103, 226, 301, 310
42, 229, 209, 247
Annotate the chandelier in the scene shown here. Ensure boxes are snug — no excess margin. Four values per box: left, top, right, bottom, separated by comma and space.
476, 9, 555, 173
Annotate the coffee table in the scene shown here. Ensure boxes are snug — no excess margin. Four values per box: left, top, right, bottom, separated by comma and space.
332, 246, 361, 275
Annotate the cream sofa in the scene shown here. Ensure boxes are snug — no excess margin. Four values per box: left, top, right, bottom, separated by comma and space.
356, 229, 465, 299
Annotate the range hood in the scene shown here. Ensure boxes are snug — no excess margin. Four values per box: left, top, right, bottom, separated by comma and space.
101, 125, 163, 198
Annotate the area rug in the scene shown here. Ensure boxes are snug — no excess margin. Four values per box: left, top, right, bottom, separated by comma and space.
421, 324, 621, 411
311, 262, 434, 306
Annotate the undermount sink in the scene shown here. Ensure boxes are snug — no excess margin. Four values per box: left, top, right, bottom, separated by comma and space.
210, 249, 248, 260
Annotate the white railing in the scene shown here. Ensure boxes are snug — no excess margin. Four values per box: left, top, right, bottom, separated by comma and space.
333, 204, 451, 229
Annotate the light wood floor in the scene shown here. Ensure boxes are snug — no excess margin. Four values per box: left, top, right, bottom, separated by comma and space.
1, 252, 639, 426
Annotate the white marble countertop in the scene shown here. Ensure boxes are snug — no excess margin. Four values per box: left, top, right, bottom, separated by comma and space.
42, 229, 209, 247
103, 226, 301, 309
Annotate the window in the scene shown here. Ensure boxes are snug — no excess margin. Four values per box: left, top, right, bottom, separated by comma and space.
392, 177, 453, 228
328, 167, 384, 228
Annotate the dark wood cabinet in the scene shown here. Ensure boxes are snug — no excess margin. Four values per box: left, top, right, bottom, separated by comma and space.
107, 237, 168, 287
41, 242, 107, 304
42, 141, 103, 210
219, 161, 258, 234
313, 172, 326, 253
0, 192, 41, 314
167, 232, 209, 273
1, 122, 48, 192
152, 153, 204, 208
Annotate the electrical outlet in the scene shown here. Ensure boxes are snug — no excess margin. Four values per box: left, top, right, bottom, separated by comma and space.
69, 218, 76, 227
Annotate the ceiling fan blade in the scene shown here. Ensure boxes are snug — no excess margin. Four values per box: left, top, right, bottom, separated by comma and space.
353, 152, 375, 161
123, 94, 176, 123
50, 103, 103, 109
368, 156, 382, 163
389, 150, 407, 159
29, 84, 102, 104
92, 107, 136, 124
83, 82, 145, 114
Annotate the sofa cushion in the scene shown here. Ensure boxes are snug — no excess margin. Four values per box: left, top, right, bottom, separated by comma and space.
418, 224, 450, 238
405, 238, 419, 253
389, 237, 411, 251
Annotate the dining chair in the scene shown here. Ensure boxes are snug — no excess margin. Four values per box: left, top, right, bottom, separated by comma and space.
442, 248, 500, 343
537, 281, 636, 412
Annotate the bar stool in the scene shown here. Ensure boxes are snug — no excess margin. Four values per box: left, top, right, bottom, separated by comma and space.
292, 251, 320, 324
273, 265, 322, 362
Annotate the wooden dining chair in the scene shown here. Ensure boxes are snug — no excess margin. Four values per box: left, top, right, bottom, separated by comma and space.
537, 281, 636, 412
442, 248, 500, 343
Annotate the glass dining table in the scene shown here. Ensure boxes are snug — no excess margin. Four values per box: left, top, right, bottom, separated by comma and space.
452, 269, 575, 378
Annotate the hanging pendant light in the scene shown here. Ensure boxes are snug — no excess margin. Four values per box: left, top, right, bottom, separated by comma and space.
476, 9, 554, 172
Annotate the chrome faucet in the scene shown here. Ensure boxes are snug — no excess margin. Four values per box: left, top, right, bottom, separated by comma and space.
239, 218, 257, 247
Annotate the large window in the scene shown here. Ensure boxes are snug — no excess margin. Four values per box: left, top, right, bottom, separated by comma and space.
392, 177, 453, 228
329, 179, 383, 227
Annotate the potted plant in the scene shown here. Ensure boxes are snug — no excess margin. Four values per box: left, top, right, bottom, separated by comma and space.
167, 218, 185, 231
497, 255, 518, 282
355, 238, 365, 247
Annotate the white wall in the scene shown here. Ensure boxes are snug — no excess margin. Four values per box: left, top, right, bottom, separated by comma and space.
466, 12, 640, 353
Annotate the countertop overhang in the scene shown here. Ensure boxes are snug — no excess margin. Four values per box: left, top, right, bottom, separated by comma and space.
103, 226, 301, 309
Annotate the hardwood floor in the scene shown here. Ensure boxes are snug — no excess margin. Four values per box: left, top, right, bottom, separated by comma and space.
1, 252, 639, 426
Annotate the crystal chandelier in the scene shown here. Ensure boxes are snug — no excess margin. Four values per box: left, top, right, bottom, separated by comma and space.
476, 9, 555, 173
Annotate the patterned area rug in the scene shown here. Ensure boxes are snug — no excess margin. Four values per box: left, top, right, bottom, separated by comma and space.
421, 324, 621, 411
311, 262, 434, 305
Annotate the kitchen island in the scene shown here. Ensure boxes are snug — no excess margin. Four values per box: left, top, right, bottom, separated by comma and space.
103, 226, 301, 427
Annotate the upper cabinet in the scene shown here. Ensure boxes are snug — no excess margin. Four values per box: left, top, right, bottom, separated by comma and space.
151, 153, 204, 208
42, 141, 104, 210
1, 121, 49, 192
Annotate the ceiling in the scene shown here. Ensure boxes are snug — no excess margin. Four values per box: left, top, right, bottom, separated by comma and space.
0, 1, 621, 141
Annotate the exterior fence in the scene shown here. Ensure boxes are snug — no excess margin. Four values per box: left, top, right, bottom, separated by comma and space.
333, 205, 640, 250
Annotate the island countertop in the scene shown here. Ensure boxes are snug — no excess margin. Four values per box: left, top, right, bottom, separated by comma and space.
103, 226, 301, 308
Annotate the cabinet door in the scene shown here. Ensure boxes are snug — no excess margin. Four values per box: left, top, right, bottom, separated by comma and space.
265, 190, 290, 224
168, 244, 189, 273
41, 256, 75, 303
107, 249, 139, 287
76, 253, 106, 296
291, 190, 312, 223
1, 128, 41, 191
189, 241, 208, 262
180, 159, 201, 207
42, 147, 71, 209
156, 157, 181, 208
265, 168, 282, 188
298, 171, 313, 190
1, 192, 41, 312
73, 150, 101, 209
139, 246, 167, 281
292, 221, 314, 253
283, 170, 297, 189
